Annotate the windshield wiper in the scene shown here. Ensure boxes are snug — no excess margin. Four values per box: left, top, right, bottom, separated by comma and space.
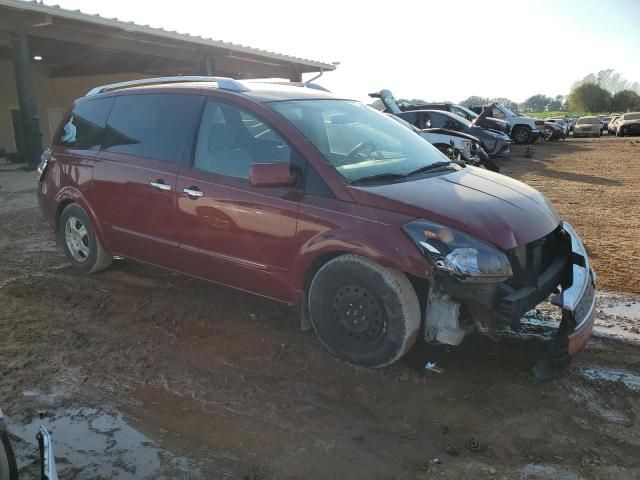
349, 172, 408, 185
406, 161, 455, 177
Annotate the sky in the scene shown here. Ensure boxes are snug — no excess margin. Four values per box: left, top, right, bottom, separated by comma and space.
41, 0, 640, 104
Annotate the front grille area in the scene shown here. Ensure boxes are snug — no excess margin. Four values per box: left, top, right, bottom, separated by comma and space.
497, 227, 571, 326
508, 226, 569, 289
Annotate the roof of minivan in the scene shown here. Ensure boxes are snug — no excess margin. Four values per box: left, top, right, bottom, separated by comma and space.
239, 82, 344, 102
86, 80, 346, 103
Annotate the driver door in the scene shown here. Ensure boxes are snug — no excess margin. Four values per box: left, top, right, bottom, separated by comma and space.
174, 98, 301, 302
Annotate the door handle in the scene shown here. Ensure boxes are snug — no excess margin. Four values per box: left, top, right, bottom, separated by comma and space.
150, 181, 171, 191
183, 187, 204, 198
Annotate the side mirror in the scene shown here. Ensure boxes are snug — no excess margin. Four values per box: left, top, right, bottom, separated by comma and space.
249, 162, 296, 188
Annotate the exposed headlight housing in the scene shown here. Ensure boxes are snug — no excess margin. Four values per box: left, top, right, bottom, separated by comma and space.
403, 219, 513, 282
37, 149, 51, 181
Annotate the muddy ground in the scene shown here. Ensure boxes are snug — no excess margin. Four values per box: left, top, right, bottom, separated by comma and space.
1, 136, 640, 480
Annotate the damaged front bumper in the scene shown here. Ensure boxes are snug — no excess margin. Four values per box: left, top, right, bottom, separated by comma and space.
424, 221, 596, 378
544, 222, 596, 363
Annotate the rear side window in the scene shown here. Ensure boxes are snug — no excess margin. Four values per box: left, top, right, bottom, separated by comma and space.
57, 98, 113, 150
102, 93, 201, 164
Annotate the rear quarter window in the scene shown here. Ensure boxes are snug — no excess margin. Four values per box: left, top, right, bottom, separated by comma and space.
102, 93, 201, 164
57, 97, 114, 150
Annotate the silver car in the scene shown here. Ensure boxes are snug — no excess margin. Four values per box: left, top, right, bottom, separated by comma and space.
573, 116, 601, 138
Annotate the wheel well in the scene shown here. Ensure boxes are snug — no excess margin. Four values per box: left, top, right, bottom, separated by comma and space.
54, 199, 74, 233
303, 251, 348, 297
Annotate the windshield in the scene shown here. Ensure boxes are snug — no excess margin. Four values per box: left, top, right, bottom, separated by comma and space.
577, 117, 600, 125
269, 100, 449, 183
623, 113, 640, 120
451, 105, 477, 120
442, 112, 472, 128
500, 105, 518, 117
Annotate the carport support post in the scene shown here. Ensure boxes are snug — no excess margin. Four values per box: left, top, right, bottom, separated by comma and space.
9, 30, 42, 169
289, 65, 302, 83
204, 56, 215, 76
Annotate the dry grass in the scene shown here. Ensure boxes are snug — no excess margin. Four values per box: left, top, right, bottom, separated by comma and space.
499, 136, 640, 294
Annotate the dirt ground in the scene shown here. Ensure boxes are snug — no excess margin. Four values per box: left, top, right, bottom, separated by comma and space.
499, 136, 640, 295
1, 136, 640, 480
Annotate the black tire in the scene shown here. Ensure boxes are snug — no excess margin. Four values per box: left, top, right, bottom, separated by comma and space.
0, 431, 18, 480
59, 203, 113, 273
308, 254, 421, 368
618, 128, 624, 137
512, 125, 533, 144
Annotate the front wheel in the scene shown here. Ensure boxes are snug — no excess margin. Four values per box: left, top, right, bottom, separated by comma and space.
512, 125, 533, 144
308, 254, 421, 368
59, 203, 113, 273
0, 430, 18, 480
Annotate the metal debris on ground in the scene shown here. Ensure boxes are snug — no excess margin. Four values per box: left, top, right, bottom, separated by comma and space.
424, 362, 444, 374
445, 445, 459, 456
467, 437, 482, 452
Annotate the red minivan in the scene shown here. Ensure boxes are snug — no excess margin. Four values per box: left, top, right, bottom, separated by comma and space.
37, 77, 596, 376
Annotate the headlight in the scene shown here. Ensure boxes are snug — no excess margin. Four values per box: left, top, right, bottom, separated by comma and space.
403, 219, 513, 282
37, 149, 50, 181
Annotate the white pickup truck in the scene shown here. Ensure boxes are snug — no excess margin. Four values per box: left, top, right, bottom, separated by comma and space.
471, 104, 544, 144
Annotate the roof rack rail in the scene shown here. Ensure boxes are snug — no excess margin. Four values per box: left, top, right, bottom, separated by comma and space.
85, 76, 247, 96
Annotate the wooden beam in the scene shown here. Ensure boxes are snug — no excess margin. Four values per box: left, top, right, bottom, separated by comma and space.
8, 30, 42, 168
213, 55, 291, 79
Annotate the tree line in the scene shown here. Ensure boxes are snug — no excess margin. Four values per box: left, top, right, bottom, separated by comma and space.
460, 70, 640, 113
371, 70, 639, 114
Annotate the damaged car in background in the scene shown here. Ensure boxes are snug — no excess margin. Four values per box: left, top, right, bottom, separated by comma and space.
616, 112, 640, 136
38, 77, 595, 381
386, 114, 500, 172
470, 104, 544, 144
394, 101, 511, 135
372, 90, 511, 158
541, 119, 567, 141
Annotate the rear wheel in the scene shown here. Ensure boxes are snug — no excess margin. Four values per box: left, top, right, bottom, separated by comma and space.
59, 203, 112, 273
512, 125, 532, 144
308, 254, 420, 368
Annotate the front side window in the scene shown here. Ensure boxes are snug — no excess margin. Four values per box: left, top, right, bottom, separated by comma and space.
491, 107, 506, 119
194, 99, 292, 179
102, 93, 201, 164
443, 117, 463, 131
57, 98, 113, 150
451, 105, 475, 121
270, 100, 450, 184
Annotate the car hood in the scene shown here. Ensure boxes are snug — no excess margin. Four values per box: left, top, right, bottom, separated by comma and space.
348, 167, 561, 250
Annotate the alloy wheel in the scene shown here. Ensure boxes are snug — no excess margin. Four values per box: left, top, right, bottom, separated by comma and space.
64, 216, 90, 262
